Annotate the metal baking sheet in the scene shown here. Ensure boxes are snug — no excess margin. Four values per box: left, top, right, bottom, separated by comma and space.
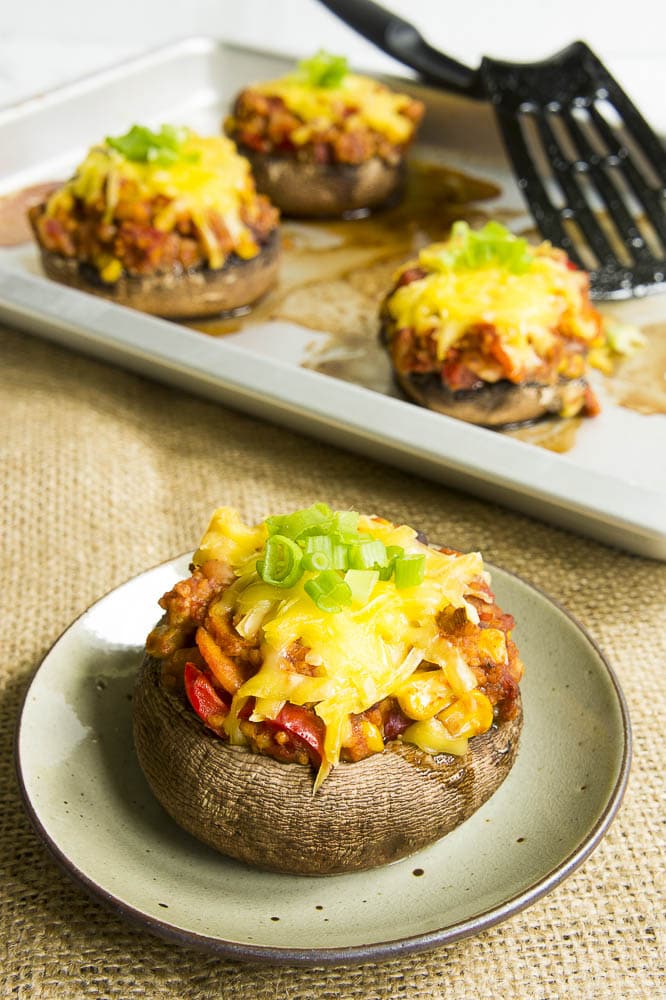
0, 37, 664, 558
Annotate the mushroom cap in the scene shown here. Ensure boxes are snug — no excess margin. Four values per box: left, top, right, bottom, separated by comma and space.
395, 369, 589, 427
133, 652, 522, 875
238, 147, 405, 218
33, 229, 279, 319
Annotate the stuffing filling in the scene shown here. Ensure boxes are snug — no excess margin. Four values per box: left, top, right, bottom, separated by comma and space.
145, 506, 524, 785
226, 53, 423, 166
30, 127, 279, 281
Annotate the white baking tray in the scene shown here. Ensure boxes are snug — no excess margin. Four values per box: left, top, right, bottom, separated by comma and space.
0, 37, 664, 558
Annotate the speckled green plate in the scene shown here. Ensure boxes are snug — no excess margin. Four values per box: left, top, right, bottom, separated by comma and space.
15, 555, 631, 964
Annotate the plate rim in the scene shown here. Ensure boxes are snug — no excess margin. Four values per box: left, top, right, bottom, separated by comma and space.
14, 553, 632, 966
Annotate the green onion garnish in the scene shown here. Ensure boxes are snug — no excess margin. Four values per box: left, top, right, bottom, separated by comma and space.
257, 534, 303, 588
255, 504, 428, 612
302, 551, 331, 572
304, 534, 334, 560
344, 569, 379, 605
349, 539, 388, 571
378, 544, 405, 580
420, 221, 534, 276
333, 509, 360, 537
394, 554, 426, 589
106, 124, 198, 166
295, 50, 349, 89
604, 319, 647, 356
332, 542, 350, 571
304, 571, 353, 613
265, 502, 332, 540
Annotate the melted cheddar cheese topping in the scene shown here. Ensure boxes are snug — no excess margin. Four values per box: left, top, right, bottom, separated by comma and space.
193, 507, 498, 784
44, 131, 267, 272
386, 235, 603, 378
251, 72, 418, 145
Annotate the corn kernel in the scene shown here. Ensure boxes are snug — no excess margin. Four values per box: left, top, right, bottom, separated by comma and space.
476, 628, 508, 665
397, 669, 455, 721
99, 258, 123, 284
439, 690, 493, 738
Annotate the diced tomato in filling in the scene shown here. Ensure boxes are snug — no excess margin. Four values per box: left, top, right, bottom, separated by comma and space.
441, 352, 485, 391
259, 704, 326, 767
384, 267, 600, 389
583, 384, 602, 416
183, 662, 230, 737
227, 88, 423, 166
30, 184, 278, 278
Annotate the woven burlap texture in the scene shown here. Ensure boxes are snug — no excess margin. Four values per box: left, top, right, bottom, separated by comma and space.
1, 324, 664, 1000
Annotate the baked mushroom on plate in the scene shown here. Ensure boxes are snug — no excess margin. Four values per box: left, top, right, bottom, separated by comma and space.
225, 50, 424, 217
134, 503, 524, 875
29, 125, 280, 318
380, 221, 606, 426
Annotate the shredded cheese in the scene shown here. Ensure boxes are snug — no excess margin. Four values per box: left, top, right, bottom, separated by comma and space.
387, 241, 603, 378
193, 507, 496, 776
249, 72, 418, 145
44, 131, 268, 271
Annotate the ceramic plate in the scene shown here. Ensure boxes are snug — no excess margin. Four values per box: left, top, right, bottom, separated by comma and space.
16, 555, 631, 964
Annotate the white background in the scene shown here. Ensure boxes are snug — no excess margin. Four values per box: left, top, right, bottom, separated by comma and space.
1, 0, 665, 126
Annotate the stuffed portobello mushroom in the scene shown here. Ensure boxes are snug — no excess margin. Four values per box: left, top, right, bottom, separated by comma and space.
29, 125, 280, 318
225, 50, 424, 217
134, 503, 524, 875
380, 221, 606, 426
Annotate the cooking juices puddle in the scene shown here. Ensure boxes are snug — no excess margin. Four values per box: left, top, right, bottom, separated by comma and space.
8, 162, 662, 449
194, 159, 502, 341
602, 322, 666, 416
194, 160, 504, 398
194, 161, 665, 452
0, 182, 61, 246
504, 417, 584, 454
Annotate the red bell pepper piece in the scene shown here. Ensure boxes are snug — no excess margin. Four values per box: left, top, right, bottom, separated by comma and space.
183, 662, 229, 737
263, 703, 326, 767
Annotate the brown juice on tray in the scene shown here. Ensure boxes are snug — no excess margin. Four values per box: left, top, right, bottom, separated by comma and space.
0, 182, 61, 247
11, 160, 663, 447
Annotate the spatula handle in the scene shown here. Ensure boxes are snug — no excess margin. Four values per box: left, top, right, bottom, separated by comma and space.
318, 0, 481, 96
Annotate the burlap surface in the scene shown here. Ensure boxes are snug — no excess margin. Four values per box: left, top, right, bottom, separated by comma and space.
1, 322, 664, 1000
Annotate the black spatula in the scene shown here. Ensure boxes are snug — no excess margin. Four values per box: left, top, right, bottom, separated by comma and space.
318, 0, 666, 299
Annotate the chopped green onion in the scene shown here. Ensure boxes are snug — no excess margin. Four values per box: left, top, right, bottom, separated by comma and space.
394, 553, 426, 588
256, 504, 430, 611
106, 124, 197, 166
378, 544, 405, 580
344, 569, 379, 605
331, 542, 350, 571
257, 534, 303, 588
420, 220, 533, 276
302, 551, 331, 572
266, 503, 332, 540
333, 510, 359, 537
304, 570, 352, 613
295, 50, 348, 89
605, 320, 647, 356
349, 539, 388, 570
304, 534, 334, 559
